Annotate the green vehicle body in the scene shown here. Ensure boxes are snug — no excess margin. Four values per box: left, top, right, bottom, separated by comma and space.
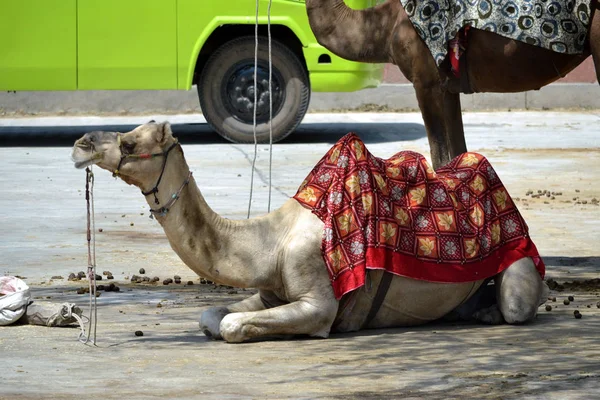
0, 0, 383, 92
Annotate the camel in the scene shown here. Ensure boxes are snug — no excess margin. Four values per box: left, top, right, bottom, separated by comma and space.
71, 122, 547, 343
305, 0, 600, 169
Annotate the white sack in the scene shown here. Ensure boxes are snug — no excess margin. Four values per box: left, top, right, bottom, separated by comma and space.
0, 276, 31, 326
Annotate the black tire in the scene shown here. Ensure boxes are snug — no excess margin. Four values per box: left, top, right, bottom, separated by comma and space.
197, 36, 310, 144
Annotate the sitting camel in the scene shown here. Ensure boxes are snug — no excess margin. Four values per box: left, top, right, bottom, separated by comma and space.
72, 122, 547, 343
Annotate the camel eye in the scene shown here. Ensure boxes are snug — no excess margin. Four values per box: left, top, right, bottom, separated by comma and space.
122, 142, 136, 155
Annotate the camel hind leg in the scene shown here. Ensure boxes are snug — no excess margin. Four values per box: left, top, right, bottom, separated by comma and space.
496, 257, 547, 324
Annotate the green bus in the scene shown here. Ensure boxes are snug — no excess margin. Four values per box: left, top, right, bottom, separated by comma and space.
0, 0, 383, 143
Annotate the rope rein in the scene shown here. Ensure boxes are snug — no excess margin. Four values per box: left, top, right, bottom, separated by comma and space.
61, 302, 89, 341
79, 141, 186, 344
247, 0, 274, 219
140, 141, 180, 205
84, 166, 98, 345
267, 0, 273, 213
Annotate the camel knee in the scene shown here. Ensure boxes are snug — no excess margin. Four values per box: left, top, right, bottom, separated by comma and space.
496, 257, 543, 324
220, 313, 250, 343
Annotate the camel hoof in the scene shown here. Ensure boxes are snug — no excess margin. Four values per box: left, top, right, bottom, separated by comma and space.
199, 306, 229, 340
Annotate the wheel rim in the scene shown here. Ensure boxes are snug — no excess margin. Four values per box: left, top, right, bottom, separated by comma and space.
222, 60, 286, 125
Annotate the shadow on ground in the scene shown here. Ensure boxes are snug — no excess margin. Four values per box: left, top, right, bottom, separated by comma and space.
0, 122, 426, 147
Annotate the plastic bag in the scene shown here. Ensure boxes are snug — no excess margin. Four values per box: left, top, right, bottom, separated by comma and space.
0, 276, 31, 326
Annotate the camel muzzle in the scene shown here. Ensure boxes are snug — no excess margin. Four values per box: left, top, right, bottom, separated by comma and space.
72, 133, 106, 169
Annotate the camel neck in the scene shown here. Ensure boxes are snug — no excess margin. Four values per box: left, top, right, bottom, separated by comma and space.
305, 0, 397, 64
144, 150, 277, 289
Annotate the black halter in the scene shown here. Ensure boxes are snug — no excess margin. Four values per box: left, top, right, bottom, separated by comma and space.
112, 134, 180, 205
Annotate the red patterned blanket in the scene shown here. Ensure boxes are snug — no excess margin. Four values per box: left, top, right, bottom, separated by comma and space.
293, 133, 545, 300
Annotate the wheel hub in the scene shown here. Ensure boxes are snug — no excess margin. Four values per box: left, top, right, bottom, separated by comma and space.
224, 62, 285, 124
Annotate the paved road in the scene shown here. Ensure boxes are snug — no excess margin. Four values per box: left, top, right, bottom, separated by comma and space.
0, 112, 599, 399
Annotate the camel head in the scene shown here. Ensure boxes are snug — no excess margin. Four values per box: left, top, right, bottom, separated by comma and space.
71, 121, 179, 189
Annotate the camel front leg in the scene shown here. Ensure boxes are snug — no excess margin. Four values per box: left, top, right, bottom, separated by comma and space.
414, 85, 468, 169
200, 292, 267, 340
415, 85, 450, 169
443, 91, 467, 160
219, 298, 338, 343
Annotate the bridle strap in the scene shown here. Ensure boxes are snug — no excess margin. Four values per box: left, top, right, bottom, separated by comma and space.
149, 171, 193, 218
111, 132, 179, 205
110, 133, 188, 218
141, 141, 179, 204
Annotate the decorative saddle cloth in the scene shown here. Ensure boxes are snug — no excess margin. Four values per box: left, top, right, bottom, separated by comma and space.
293, 133, 545, 299
401, 0, 592, 66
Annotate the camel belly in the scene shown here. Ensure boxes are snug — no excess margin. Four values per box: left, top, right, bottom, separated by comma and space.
334, 270, 485, 332
465, 29, 589, 93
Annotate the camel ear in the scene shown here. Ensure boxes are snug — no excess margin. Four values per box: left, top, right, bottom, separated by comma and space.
154, 122, 173, 144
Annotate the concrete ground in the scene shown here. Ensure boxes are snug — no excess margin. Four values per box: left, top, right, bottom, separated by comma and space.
0, 112, 599, 399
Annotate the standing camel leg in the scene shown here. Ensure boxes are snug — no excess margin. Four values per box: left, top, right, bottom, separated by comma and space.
414, 84, 452, 169
413, 79, 467, 169
590, 1, 600, 83
393, 8, 464, 169
398, 47, 455, 169
443, 91, 468, 160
